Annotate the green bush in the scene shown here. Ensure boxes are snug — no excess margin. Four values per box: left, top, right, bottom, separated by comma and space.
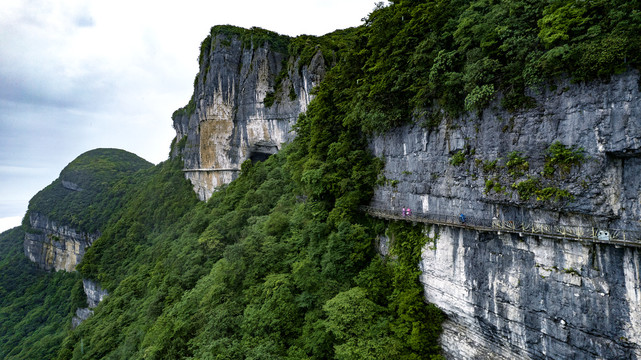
450, 150, 466, 166
484, 177, 506, 195
482, 159, 499, 173
263, 91, 276, 107
512, 176, 541, 201
543, 141, 585, 177
536, 187, 574, 202
506, 151, 530, 177
464, 84, 496, 112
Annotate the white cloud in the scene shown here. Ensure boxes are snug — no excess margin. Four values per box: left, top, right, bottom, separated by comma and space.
0, 165, 47, 175
0, 216, 23, 234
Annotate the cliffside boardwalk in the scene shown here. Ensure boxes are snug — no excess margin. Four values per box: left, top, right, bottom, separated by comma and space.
362, 206, 641, 248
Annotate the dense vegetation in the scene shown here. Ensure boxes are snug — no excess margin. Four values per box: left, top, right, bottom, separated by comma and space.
344, 0, 640, 131
26, 148, 153, 234
52, 146, 442, 359
0, 149, 153, 359
2, 0, 638, 358
0, 227, 85, 359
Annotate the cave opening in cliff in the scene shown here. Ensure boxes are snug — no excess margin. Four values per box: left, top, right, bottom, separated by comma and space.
249, 150, 273, 162
249, 141, 279, 163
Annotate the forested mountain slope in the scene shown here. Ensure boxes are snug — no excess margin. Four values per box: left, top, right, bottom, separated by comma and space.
0, 0, 639, 359
0, 225, 85, 358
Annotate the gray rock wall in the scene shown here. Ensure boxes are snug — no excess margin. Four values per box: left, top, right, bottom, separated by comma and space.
370, 71, 641, 359
82, 278, 108, 308
172, 32, 326, 200
23, 211, 99, 272
421, 225, 641, 359
72, 278, 108, 328
370, 70, 641, 230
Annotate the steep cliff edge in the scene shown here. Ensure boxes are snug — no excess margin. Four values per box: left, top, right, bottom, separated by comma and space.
171, 26, 329, 200
370, 70, 641, 359
24, 211, 99, 272
24, 148, 152, 271
23, 149, 151, 328
420, 226, 641, 359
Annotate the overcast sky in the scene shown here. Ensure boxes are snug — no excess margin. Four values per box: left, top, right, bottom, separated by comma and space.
0, 0, 378, 232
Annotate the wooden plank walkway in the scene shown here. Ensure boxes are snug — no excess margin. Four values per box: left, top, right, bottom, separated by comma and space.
362, 206, 641, 248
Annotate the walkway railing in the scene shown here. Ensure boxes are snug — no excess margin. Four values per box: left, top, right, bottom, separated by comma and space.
361, 206, 641, 248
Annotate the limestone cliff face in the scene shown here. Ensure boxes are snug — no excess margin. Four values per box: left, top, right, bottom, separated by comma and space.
24, 215, 110, 327
422, 226, 640, 359
370, 71, 641, 229
172, 29, 641, 356
72, 279, 109, 328
370, 71, 641, 358
172, 30, 327, 200
24, 211, 99, 272
24, 212, 109, 328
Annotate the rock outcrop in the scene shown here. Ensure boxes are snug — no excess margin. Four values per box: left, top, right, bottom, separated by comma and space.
23, 211, 99, 272
23, 148, 152, 272
370, 70, 641, 359
72, 279, 109, 328
422, 226, 640, 359
172, 27, 327, 200
24, 212, 109, 328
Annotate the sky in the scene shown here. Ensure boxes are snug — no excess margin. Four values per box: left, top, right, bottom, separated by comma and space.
0, 0, 379, 233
